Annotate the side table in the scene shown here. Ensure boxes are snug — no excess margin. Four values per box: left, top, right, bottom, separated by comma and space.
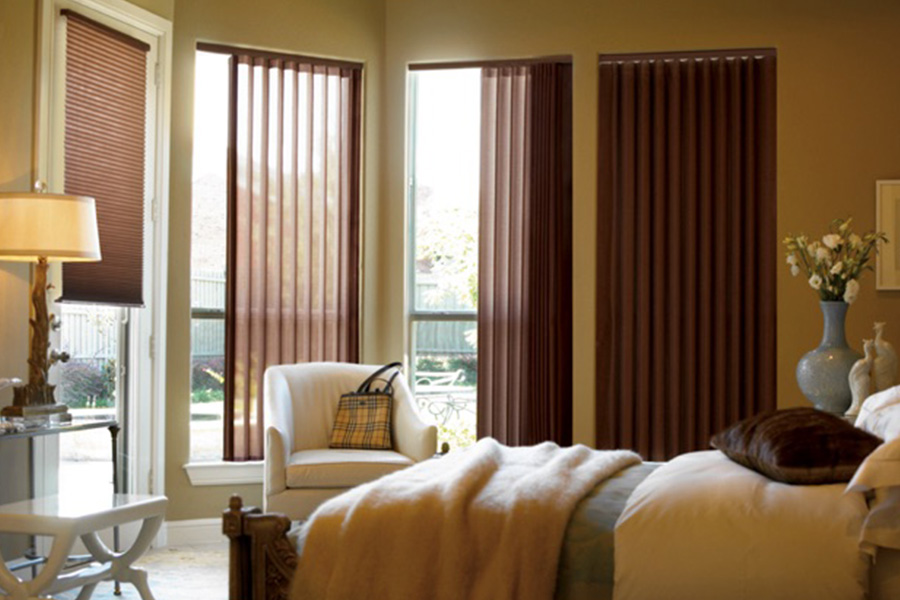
0, 493, 167, 600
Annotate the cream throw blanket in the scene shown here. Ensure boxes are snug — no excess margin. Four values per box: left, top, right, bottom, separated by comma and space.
291, 438, 641, 600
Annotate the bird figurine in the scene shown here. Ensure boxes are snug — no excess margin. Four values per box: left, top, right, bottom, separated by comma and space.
846, 339, 876, 419
873, 322, 898, 392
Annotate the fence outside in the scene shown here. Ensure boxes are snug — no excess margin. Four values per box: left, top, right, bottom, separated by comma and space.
61, 271, 476, 365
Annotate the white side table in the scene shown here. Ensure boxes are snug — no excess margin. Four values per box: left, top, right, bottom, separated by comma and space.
0, 493, 167, 600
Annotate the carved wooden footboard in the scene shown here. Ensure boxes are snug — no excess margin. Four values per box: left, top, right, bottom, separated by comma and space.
222, 495, 298, 600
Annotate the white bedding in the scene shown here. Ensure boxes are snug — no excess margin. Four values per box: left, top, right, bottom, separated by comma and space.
291, 438, 640, 600
613, 451, 871, 600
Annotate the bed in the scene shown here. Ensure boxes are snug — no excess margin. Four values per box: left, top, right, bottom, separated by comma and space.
223, 456, 899, 600
223, 398, 900, 600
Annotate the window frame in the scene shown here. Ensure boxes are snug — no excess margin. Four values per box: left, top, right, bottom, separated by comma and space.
35, 0, 172, 511
404, 69, 478, 400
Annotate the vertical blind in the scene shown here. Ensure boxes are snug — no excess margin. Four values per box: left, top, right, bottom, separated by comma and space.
60, 10, 148, 306
221, 48, 363, 461
478, 61, 573, 446
596, 49, 777, 460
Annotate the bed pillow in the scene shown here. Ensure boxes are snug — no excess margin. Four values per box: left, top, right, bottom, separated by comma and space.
846, 437, 900, 551
856, 385, 900, 441
710, 407, 882, 485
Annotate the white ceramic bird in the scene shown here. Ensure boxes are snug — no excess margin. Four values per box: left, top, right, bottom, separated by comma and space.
847, 339, 876, 419
873, 322, 898, 392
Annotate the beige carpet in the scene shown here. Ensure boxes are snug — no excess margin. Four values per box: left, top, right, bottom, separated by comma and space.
56, 544, 228, 600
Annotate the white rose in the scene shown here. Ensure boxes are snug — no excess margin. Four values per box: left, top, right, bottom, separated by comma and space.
823, 234, 843, 250
830, 261, 843, 275
815, 247, 831, 264
844, 279, 860, 304
849, 233, 862, 247
809, 274, 823, 290
807, 243, 818, 256
786, 253, 799, 266
791, 265, 800, 277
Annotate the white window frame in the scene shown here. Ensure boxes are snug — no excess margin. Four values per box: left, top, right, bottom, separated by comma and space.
34, 0, 171, 519
404, 71, 478, 391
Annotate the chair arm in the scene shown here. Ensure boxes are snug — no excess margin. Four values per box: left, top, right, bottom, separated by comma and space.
394, 400, 438, 463
264, 426, 288, 498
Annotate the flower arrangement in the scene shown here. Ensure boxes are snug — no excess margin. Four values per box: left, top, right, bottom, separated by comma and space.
783, 218, 887, 304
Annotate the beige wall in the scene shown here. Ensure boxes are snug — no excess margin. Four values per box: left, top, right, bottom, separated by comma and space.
0, 0, 39, 557
165, 0, 386, 520
382, 0, 900, 445
4, 0, 900, 523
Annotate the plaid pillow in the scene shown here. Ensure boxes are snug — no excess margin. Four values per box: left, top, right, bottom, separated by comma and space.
329, 393, 393, 450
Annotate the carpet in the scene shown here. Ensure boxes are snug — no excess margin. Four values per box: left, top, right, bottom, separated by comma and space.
55, 544, 228, 600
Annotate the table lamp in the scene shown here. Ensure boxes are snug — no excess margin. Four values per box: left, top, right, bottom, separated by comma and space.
0, 191, 101, 419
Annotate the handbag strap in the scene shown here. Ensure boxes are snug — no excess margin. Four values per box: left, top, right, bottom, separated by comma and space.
357, 362, 403, 394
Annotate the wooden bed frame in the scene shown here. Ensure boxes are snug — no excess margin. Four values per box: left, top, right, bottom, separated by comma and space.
222, 495, 298, 600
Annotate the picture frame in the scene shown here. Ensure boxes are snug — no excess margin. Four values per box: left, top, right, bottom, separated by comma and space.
876, 180, 900, 290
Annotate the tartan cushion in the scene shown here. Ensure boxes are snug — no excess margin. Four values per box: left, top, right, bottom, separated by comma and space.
329, 393, 393, 450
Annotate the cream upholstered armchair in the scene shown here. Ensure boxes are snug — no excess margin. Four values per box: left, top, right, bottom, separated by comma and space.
263, 362, 438, 520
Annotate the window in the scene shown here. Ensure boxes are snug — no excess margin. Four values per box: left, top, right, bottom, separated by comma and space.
49, 7, 158, 496
189, 46, 363, 462
190, 50, 229, 462
407, 69, 481, 450
409, 61, 573, 449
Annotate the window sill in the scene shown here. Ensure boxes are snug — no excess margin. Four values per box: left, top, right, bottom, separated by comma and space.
183, 460, 263, 487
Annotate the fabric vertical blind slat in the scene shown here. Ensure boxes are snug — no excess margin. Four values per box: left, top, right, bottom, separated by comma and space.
596, 50, 776, 461
224, 52, 362, 461
477, 62, 573, 447
59, 10, 148, 306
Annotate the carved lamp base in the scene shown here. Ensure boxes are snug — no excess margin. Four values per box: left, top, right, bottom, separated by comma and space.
1, 382, 70, 420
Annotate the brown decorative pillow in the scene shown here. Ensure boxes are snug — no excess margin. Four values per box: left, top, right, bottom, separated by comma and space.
710, 407, 882, 485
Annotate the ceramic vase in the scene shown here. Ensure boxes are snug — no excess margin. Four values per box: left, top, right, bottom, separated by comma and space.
796, 301, 862, 415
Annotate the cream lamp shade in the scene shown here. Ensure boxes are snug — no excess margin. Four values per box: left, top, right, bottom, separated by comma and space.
0, 192, 101, 262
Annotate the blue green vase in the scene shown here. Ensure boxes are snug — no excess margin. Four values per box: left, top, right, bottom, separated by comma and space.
795, 301, 861, 415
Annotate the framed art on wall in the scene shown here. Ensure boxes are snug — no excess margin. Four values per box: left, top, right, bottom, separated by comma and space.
876, 180, 900, 290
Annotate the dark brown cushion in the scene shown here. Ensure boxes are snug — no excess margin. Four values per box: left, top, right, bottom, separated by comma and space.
710, 407, 882, 485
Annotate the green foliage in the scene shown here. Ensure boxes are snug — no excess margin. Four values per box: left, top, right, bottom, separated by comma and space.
415, 188, 479, 309
447, 355, 477, 385
192, 357, 225, 392
438, 422, 476, 451
192, 387, 224, 404
191, 357, 225, 404
415, 354, 478, 386
415, 356, 445, 372
57, 359, 116, 408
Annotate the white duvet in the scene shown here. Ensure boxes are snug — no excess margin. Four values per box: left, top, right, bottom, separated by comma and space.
614, 451, 871, 600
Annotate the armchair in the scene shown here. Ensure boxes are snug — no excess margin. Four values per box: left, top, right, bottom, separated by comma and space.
263, 362, 437, 521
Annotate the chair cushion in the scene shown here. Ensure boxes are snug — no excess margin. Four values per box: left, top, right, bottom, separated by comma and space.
285, 449, 414, 489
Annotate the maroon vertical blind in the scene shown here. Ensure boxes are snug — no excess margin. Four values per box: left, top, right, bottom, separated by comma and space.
478, 61, 573, 446
60, 10, 148, 306
596, 49, 777, 460
221, 48, 363, 461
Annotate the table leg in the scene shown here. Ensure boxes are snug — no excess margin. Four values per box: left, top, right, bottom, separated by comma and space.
0, 550, 27, 600
79, 514, 163, 600
20, 531, 76, 599
75, 582, 99, 600
108, 424, 122, 596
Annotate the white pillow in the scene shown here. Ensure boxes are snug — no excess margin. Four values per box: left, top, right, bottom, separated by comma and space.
856, 385, 900, 441
846, 438, 900, 551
